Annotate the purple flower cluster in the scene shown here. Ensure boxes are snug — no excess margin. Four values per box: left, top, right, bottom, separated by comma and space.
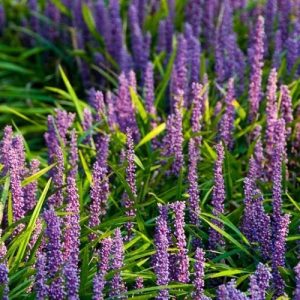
249, 263, 271, 300
209, 142, 226, 250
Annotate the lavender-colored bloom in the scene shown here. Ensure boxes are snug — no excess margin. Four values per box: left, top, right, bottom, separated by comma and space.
94, 0, 110, 45
191, 83, 203, 144
185, 0, 201, 37
24, 159, 40, 212
165, 17, 174, 56
278, 0, 291, 45
163, 90, 184, 175
171, 35, 188, 99
89, 137, 110, 240
64, 130, 80, 278
110, 228, 127, 298
286, 23, 300, 73
9, 136, 25, 223
170, 201, 189, 283
64, 261, 79, 300
93, 238, 113, 300
209, 142, 226, 250
217, 280, 248, 300
43, 208, 64, 299
271, 119, 286, 221
144, 62, 156, 117
123, 128, 137, 237
248, 16, 265, 121
154, 204, 169, 299
0, 125, 13, 174
264, 0, 277, 44
202, 0, 218, 48
249, 263, 271, 300
271, 213, 290, 297
280, 85, 293, 136
265, 68, 278, 163
0, 263, 9, 300
88, 89, 106, 123
295, 263, 300, 299
193, 247, 205, 299
35, 253, 48, 299
132, 0, 145, 27
187, 138, 200, 226
219, 78, 235, 149
116, 73, 138, 138
241, 158, 271, 259
135, 277, 144, 290
108, 0, 124, 66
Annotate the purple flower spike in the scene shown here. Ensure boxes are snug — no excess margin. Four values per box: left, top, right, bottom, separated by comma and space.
187, 138, 200, 226
82, 108, 93, 144
272, 30, 282, 69
89, 137, 110, 240
271, 213, 290, 298
265, 68, 278, 161
280, 85, 293, 137
185, 0, 201, 37
35, 253, 48, 300
154, 204, 170, 299
43, 208, 64, 299
93, 238, 113, 300
249, 263, 271, 300
144, 62, 156, 117
170, 201, 189, 283
9, 136, 25, 224
135, 276, 144, 290
123, 128, 137, 238
294, 263, 300, 299
193, 247, 205, 299
248, 16, 265, 121
0, 263, 9, 300
64, 261, 80, 300
209, 142, 226, 250
219, 78, 235, 149
24, 159, 40, 213
191, 82, 204, 147
110, 228, 127, 298
0, 125, 13, 174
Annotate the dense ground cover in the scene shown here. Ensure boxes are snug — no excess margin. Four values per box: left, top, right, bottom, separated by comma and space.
1, 0, 300, 299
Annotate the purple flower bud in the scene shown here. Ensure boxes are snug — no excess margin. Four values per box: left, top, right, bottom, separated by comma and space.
163, 90, 184, 175
94, 0, 110, 45
193, 248, 205, 299
89, 137, 110, 240
24, 159, 40, 212
217, 280, 248, 300
286, 23, 300, 73
248, 16, 265, 121
93, 238, 113, 300
0, 125, 13, 174
154, 204, 170, 299
249, 263, 271, 300
135, 276, 144, 290
271, 213, 290, 297
144, 62, 156, 117
191, 83, 203, 147
187, 138, 200, 226
106, 91, 117, 130
170, 201, 189, 283
123, 128, 137, 237
278, 0, 291, 45
0, 263, 9, 300
110, 228, 127, 298
264, 0, 277, 44
294, 263, 300, 299
209, 142, 226, 250
280, 85, 293, 137
88, 89, 106, 123
219, 78, 235, 149
64, 261, 80, 300
272, 30, 283, 69
185, 0, 201, 37
35, 253, 48, 300
43, 208, 64, 299
108, 0, 124, 66
116, 73, 138, 138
